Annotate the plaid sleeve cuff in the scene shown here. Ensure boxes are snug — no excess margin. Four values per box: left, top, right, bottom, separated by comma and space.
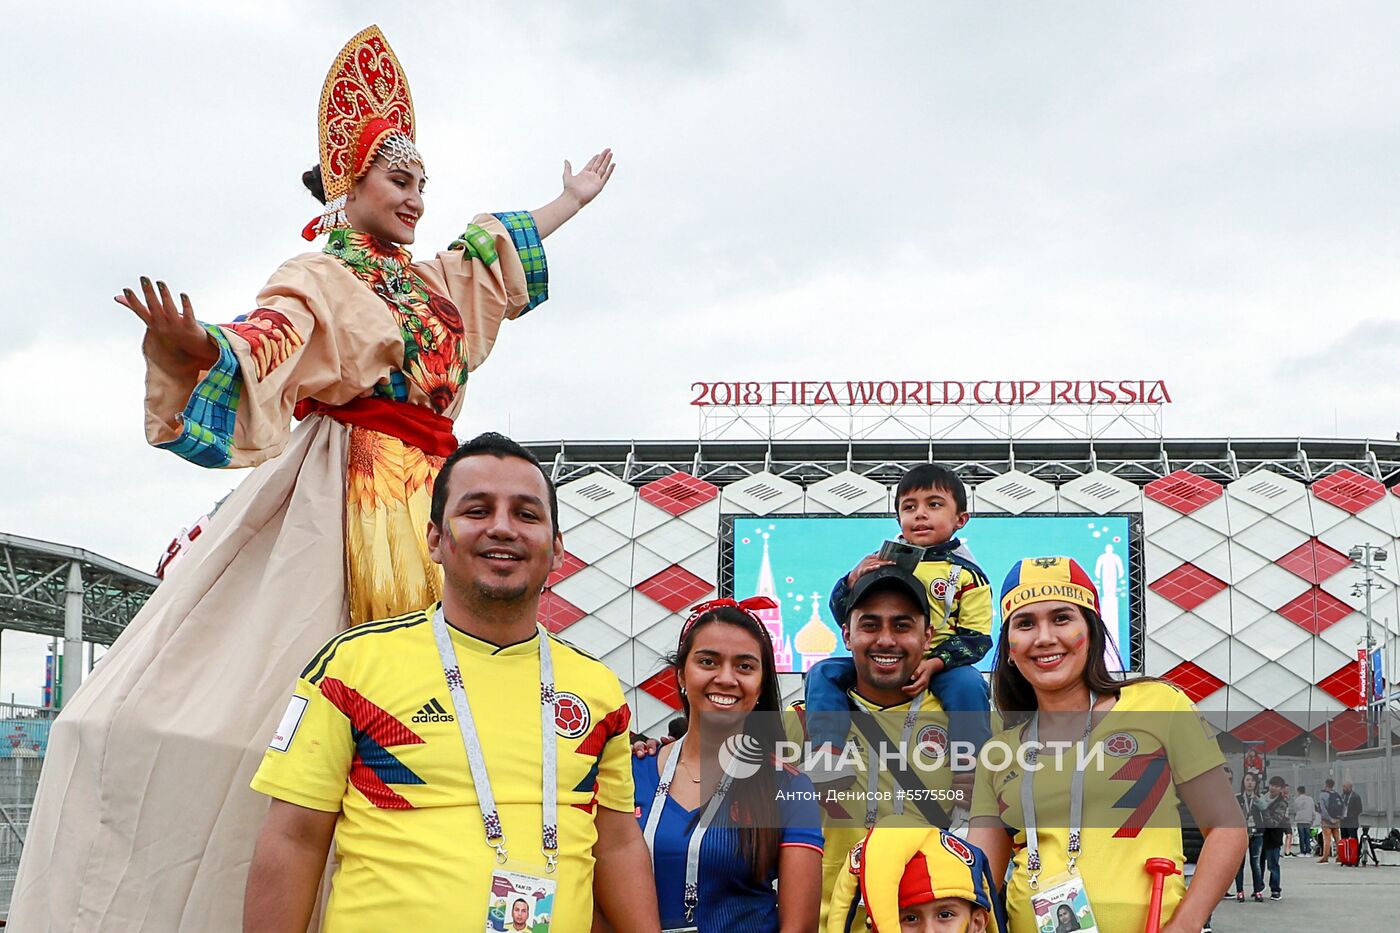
155, 326, 241, 468
492, 211, 549, 312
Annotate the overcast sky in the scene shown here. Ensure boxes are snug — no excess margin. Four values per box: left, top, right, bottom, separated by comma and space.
2, 1, 1398, 702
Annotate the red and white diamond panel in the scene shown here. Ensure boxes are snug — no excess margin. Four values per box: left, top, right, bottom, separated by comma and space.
629, 473, 720, 734
1312, 469, 1386, 515
552, 469, 708, 735
1145, 470, 1224, 515
1143, 465, 1400, 748
1161, 661, 1226, 703
552, 470, 639, 657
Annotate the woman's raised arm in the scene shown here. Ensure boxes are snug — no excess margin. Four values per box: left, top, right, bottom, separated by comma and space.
531, 148, 617, 238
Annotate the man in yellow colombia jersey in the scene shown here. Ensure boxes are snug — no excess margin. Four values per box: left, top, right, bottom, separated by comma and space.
244, 433, 660, 932
789, 566, 957, 930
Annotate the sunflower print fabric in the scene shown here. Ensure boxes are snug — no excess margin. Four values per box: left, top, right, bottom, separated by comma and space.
321, 230, 476, 622
344, 425, 445, 625
324, 228, 469, 414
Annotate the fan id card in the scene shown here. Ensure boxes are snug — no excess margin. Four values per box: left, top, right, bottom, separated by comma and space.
1030, 873, 1098, 932
485, 864, 556, 933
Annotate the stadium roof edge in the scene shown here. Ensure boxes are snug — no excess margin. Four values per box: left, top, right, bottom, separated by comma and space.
520, 436, 1400, 487
0, 533, 161, 645
0, 532, 159, 586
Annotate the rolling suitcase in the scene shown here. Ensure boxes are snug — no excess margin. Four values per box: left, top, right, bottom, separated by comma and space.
1338, 836, 1360, 866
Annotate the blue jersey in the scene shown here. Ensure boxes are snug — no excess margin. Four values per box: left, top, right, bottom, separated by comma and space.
633, 755, 824, 931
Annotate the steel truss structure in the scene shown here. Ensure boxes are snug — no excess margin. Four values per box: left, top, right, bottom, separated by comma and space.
0, 533, 158, 646
697, 400, 1166, 443
530, 436, 1400, 490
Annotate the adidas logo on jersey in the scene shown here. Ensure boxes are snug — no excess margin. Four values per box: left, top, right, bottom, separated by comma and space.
411, 698, 455, 723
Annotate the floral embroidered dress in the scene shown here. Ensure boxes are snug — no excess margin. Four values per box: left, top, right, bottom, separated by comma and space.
12, 213, 547, 932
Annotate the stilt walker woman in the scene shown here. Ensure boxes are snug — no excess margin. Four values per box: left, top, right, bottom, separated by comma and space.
10, 25, 615, 931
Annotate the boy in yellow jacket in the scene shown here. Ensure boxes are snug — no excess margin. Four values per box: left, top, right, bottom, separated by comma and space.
807, 464, 993, 802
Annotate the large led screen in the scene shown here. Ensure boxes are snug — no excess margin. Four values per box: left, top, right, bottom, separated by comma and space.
727, 515, 1138, 674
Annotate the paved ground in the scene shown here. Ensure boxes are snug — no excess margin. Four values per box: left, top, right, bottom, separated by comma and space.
1204, 853, 1399, 931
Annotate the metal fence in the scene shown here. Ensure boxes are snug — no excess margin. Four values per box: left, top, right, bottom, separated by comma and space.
1224, 751, 1398, 836
1296, 755, 1398, 828
0, 702, 55, 917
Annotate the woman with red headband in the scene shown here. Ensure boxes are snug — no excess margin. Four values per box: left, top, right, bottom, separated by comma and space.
967, 557, 1245, 933
12, 25, 614, 930
630, 598, 824, 932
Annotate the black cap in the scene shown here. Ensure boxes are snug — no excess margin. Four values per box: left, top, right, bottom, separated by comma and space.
846, 566, 930, 622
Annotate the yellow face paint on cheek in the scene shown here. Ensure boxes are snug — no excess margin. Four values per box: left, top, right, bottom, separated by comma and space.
442, 515, 463, 551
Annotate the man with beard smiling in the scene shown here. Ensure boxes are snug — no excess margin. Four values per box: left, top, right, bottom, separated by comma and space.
244, 433, 659, 932
789, 566, 957, 929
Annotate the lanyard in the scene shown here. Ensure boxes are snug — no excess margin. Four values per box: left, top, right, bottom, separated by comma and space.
432, 607, 558, 871
641, 734, 737, 923
1240, 794, 1258, 832
861, 692, 925, 827
1021, 691, 1096, 890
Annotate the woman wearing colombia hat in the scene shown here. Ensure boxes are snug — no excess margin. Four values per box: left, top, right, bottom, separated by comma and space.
967, 557, 1245, 933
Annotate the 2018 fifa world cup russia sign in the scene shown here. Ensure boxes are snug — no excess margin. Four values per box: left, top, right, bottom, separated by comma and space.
689, 380, 1173, 407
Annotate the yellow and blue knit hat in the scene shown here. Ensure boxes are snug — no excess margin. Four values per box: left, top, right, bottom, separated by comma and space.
837, 827, 1005, 933
999, 556, 1100, 620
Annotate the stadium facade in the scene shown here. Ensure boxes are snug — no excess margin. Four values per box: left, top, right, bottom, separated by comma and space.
522, 436, 1400, 758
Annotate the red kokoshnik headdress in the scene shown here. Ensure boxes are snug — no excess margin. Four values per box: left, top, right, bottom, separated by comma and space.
302, 25, 422, 240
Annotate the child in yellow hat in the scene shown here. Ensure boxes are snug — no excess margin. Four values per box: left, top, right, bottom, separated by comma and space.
828, 826, 1006, 933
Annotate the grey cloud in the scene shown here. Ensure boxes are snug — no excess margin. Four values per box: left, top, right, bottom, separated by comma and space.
1284, 319, 1400, 380
544, 0, 794, 73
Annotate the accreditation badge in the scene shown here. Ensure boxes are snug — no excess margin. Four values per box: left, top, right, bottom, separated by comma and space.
1029, 873, 1099, 932
485, 864, 556, 932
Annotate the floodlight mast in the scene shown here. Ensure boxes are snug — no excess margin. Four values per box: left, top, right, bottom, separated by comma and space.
1348, 544, 1385, 744
1349, 541, 1393, 831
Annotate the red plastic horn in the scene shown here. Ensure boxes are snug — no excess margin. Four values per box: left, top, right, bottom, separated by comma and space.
1142, 857, 1180, 933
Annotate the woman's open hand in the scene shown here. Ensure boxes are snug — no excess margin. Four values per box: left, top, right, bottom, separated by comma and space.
562, 148, 616, 209
116, 277, 218, 369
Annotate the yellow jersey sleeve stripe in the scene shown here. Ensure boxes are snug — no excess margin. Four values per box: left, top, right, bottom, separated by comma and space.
301, 612, 428, 683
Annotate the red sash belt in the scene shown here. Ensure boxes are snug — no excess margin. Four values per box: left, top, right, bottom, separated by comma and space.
294, 397, 459, 457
